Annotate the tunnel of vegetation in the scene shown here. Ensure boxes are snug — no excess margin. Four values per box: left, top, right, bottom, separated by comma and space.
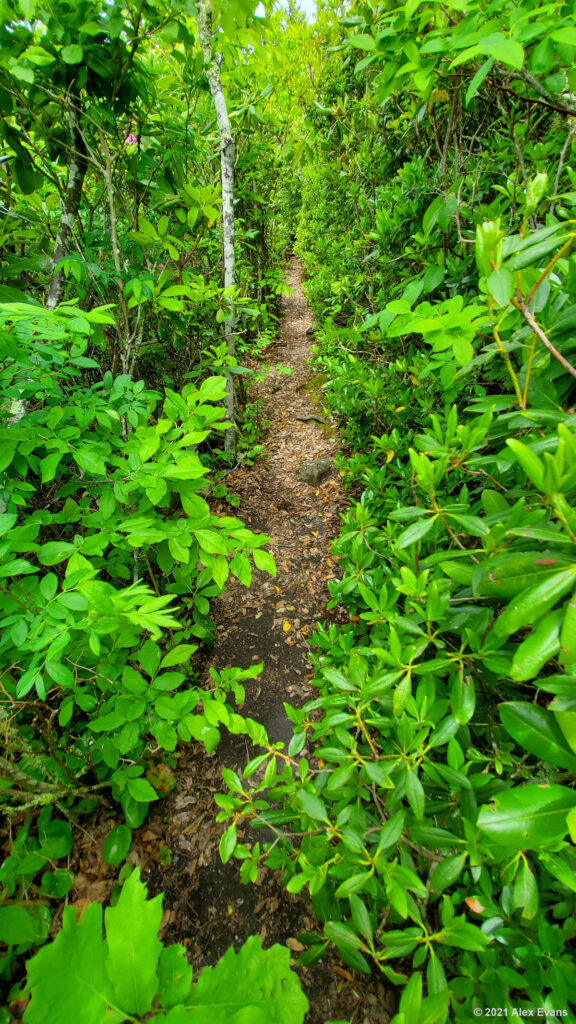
1, 0, 576, 1021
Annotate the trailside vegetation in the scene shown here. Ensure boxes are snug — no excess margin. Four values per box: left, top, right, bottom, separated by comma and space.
1, 0, 576, 1021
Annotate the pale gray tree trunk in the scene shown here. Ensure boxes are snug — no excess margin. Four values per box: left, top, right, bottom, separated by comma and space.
197, 0, 236, 453
46, 88, 88, 309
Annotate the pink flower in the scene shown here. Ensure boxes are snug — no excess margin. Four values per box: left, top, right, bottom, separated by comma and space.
124, 133, 137, 147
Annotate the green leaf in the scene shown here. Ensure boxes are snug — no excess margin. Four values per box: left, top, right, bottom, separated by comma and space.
126, 778, 158, 803
334, 872, 373, 898
219, 825, 237, 864
73, 449, 107, 476
295, 789, 327, 821
40, 870, 74, 898
105, 868, 162, 1016
395, 516, 434, 549
512, 859, 538, 919
37, 542, 76, 566
499, 701, 576, 771
377, 811, 405, 852
429, 853, 467, 894
510, 610, 562, 681
38, 818, 72, 859
465, 57, 494, 106
349, 895, 373, 944
61, 44, 84, 64
324, 921, 364, 950
253, 548, 276, 575
506, 438, 544, 489
158, 945, 192, 1010
102, 825, 132, 867
0, 906, 44, 945
24, 903, 110, 1024
347, 33, 376, 51
560, 598, 576, 666
40, 451, 63, 483
477, 784, 576, 848
159, 644, 198, 669
185, 935, 308, 1021
405, 769, 425, 820
494, 568, 576, 637
486, 267, 513, 306
0, 512, 17, 537
194, 529, 228, 555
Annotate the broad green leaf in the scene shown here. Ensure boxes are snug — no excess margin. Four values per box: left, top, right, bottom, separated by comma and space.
324, 921, 364, 950
334, 872, 373, 898
102, 825, 132, 867
73, 449, 107, 475
486, 267, 513, 306
126, 777, 158, 803
40, 451, 63, 483
253, 547, 276, 575
429, 854, 467, 894
477, 784, 576, 848
24, 904, 110, 1024
184, 935, 309, 1021
493, 567, 576, 637
512, 859, 538, 919
295, 789, 327, 821
0, 906, 44, 945
38, 818, 72, 859
395, 516, 434, 549
506, 439, 544, 489
61, 44, 84, 64
349, 895, 373, 944
499, 702, 576, 771
158, 945, 192, 1010
510, 610, 562, 680
159, 644, 198, 669
347, 33, 376, 51
37, 541, 76, 565
105, 868, 162, 1015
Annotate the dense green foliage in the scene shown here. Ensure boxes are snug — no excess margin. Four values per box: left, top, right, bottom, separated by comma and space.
2, 0, 576, 1019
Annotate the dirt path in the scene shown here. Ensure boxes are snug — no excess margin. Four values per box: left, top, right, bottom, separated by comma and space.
145, 260, 393, 1024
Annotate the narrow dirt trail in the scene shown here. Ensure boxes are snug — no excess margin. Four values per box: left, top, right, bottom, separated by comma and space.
147, 260, 392, 1024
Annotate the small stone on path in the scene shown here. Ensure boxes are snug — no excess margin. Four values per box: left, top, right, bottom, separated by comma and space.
297, 457, 333, 486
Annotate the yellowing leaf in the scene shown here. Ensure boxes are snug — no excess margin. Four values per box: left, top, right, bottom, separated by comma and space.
283, 620, 292, 632
465, 897, 486, 914
311, 531, 318, 537
386, 450, 395, 463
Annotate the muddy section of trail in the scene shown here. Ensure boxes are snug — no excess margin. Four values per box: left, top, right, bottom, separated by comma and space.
141, 260, 394, 1024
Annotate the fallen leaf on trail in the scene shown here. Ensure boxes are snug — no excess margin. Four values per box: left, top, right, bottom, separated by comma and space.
311, 531, 318, 537
334, 966, 354, 983
286, 938, 305, 952
283, 619, 292, 631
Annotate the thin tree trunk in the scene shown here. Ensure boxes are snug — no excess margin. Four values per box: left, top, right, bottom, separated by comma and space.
46, 87, 88, 309
197, 0, 236, 453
